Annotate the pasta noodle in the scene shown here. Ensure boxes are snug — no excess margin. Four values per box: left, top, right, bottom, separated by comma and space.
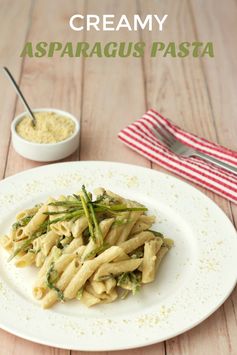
0, 186, 173, 308
142, 238, 163, 283
93, 258, 143, 281
119, 231, 155, 254
64, 246, 123, 299
15, 251, 36, 267
41, 257, 81, 308
116, 210, 143, 244
131, 214, 156, 235
71, 216, 88, 237
81, 217, 114, 260
81, 289, 101, 307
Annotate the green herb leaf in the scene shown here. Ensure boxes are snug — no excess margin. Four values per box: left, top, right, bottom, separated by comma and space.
12, 215, 34, 230
117, 272, 130, 287
46, 262, 64, 301
8, 235, 38, 261
97, 274, 113, 281
83, 242, 110, 260
148, 230, 164, 238
8, 222, 49, 261
129, 272, 141, 295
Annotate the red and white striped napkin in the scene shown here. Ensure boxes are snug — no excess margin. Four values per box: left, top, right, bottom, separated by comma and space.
118, 109, 237, 204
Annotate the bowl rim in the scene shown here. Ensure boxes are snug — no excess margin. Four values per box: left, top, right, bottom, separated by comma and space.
11, 108, 80, 147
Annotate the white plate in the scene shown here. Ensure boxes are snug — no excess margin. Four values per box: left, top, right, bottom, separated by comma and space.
0, 161, 236, 351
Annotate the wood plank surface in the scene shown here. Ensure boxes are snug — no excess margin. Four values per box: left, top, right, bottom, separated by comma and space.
189, 1, 237, 354
1, 0, 83, 354
0, 0, 236, 354
190, 0, 237, 232
5, 0, 85, 178
73, 1, 162, 354
79, 0, 149, 166
139, 1, 237, 354
0, 0, 32, 178
139, 0, 233, 219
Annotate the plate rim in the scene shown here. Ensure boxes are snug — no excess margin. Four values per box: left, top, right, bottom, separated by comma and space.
0, 160, 236, 351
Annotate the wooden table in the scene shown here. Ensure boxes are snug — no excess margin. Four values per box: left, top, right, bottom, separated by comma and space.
0, 0, 236, 354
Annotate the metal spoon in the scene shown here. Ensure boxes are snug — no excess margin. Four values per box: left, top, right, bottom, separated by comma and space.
3, 66, 36, 127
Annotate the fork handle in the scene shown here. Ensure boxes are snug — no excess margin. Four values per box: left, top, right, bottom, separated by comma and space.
194, 151, 237, 175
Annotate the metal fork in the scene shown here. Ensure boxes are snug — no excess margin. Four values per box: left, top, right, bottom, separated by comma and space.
151, 122, 237, 175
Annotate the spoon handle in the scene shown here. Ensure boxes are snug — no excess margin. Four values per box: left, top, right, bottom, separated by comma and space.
3, 67, 36, 126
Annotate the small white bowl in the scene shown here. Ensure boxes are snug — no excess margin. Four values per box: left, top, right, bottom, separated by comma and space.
11, 108, 80, 162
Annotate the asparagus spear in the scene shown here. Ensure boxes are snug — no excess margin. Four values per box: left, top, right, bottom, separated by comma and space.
79, 193, 95, 242
82, 185, 103, 246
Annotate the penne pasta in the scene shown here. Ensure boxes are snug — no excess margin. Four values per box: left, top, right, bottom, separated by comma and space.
156, 246, 169, 271
81, 289, 101, 307
63, 237, 83, 254
116, 210, 143, 244
142, 238, 163, 283
23, 203, 48, 237
104, 277, 117, 294
41, 231, 60, 256
14, 227, 27, 241
90, 280, 106, 295
101, 288, 118, 304
93, 259, 143, 281
16, 206, 39, 221
105, 212, 130, 245
15, 252, 36, 267
35, 251, 46, 268
82, 217, 114, 260
71, 216, 88, 237
131, 214, 156, 235
51, 220, 73, 237
119, 231, 155, 254
64, 246, 123, 299
1, 186, 173, 309
42, 258, 81, 308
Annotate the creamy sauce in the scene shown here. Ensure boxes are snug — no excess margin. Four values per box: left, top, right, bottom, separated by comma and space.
16, 112, 76, 144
